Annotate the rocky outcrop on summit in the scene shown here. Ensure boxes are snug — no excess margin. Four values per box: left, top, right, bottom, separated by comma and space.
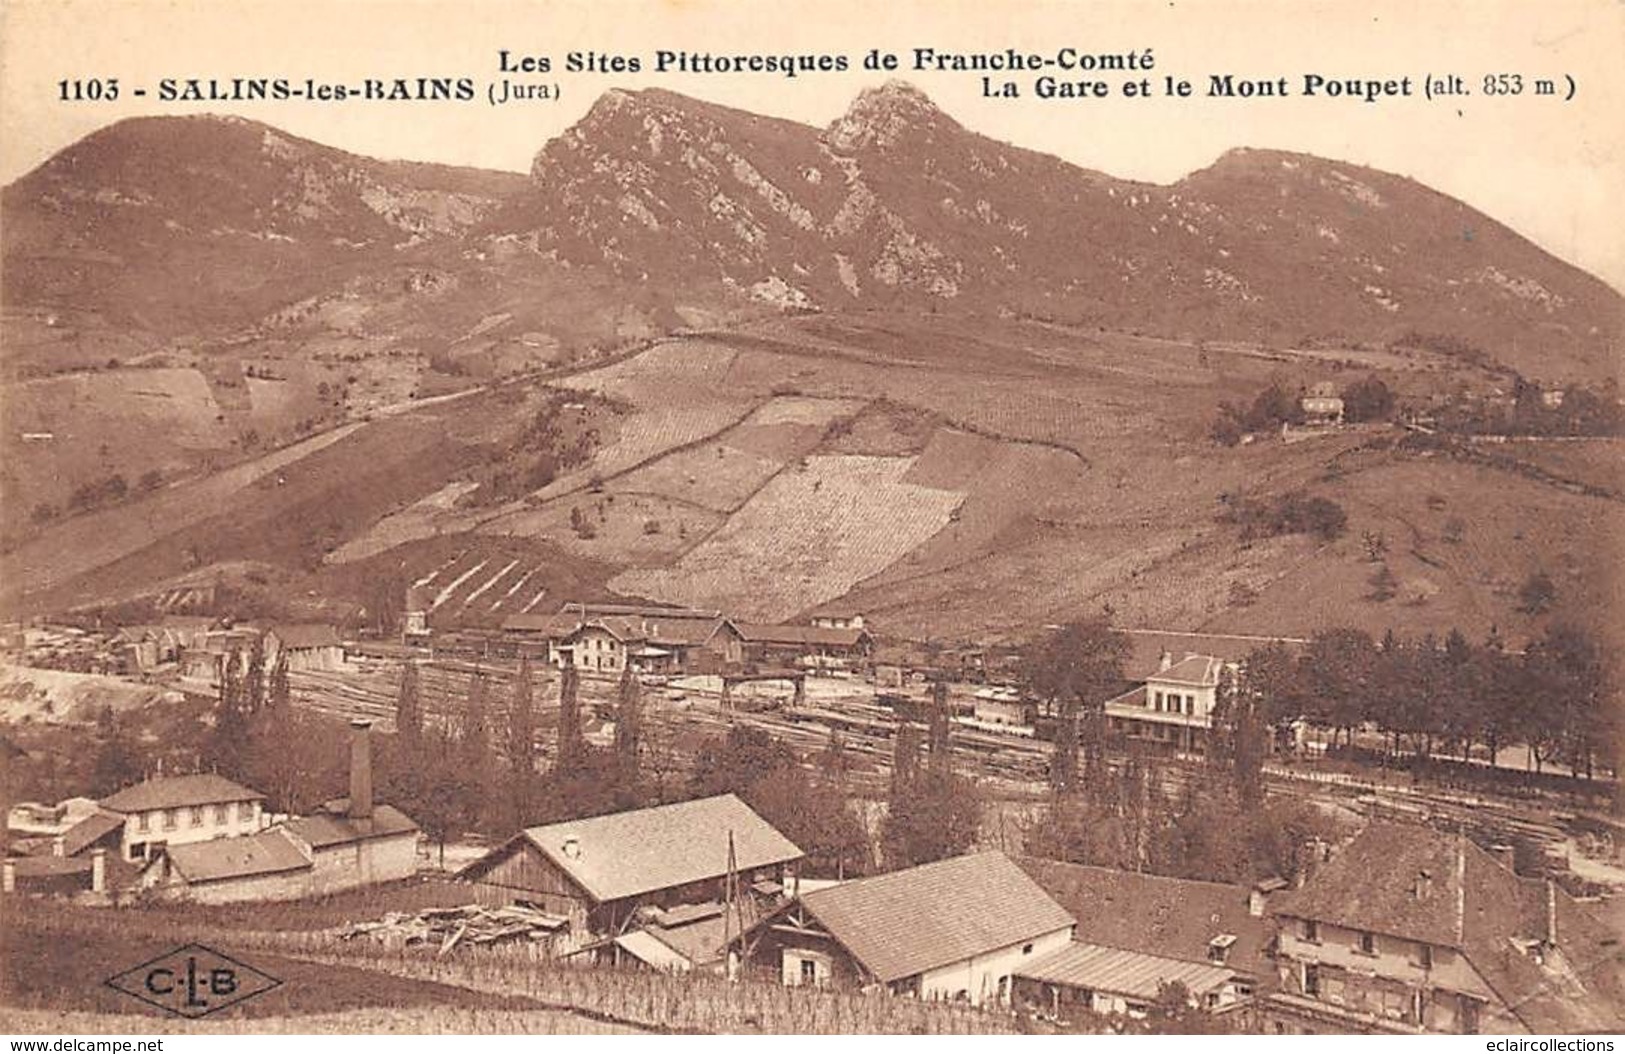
497, 82, 1619, 379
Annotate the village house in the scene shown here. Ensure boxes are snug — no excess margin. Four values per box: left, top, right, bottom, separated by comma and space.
98, 773, 267, 863
1103, 652, 1228, 752
741, 850, 1075, 1007
137, 721, 420, 903
1261, 824, 1625, 1035
1301, 382, 1345, 425
457, 794, 803, 947
265, 623, 345, 672
1015, 857, 1280, 1019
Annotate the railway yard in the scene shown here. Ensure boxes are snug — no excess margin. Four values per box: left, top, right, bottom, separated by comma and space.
281, 652, 1615, 890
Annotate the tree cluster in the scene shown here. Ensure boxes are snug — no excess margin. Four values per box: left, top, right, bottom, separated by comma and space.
1228, 625, 1615, 779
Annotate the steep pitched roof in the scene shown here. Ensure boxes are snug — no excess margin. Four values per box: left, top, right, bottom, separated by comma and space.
162, 829, 311, 884
1280, 823, 1625, 1033
101, 774, 264, 813
283, 804, 419, 849
463, 794, 803, 904
1017, 856, 1274, 980
1015, 942, 1238, 1001
799, 850, 1075, 983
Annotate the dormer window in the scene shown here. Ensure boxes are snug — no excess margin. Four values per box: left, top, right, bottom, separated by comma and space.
1208, 934, 1237, 965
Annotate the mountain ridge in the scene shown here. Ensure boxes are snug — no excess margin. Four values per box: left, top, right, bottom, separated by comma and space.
3, 83, 1620, 381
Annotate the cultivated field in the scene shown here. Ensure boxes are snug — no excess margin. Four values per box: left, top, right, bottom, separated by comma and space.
611, 455, 963, 621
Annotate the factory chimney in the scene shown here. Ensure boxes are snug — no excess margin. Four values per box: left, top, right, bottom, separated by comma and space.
349, 719, 374, 821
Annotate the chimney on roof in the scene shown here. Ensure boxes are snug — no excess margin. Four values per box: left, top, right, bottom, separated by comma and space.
348, 719, 373, 821
1158, 650, 1173, 672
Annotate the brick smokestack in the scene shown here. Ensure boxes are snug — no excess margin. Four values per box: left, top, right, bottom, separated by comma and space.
349, 719, 374, 820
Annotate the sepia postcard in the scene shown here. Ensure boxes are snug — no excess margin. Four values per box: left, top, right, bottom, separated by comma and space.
0, 0, 1621, 1040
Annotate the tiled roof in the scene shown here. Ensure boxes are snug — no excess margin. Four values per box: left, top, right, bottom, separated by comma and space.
1015, 941, 1238, 1001
284, 804, 419, 849
163, 829, 311, 884
270, 623, 341, 649
1280, 823, 1625, 1033
464, 794, 803, 904
1017, 857, 1274, 980
1121, 631, 1306, 682
734, 624, 868, 647
559, 602, 722, 620
800, 850, 1075, 983
1146, 655, 1226, 687
60, 810, 126, 857
101, 774, 264, 813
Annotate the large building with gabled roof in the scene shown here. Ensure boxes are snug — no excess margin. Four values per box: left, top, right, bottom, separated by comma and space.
742, 850, 1075, 1006
457, 793, 804, 941
1262, 823, 1625, 1035
98, 773, 266, 863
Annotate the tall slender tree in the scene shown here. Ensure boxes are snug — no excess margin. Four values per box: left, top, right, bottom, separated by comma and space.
395, 660, 422, 748
211, 650, 249, 779
506, 655, 537, 823
265, 652, 290, 714
555, 662, 584, 776
927, 680, 952, 775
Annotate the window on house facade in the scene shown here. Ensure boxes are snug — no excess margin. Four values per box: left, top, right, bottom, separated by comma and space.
214, 804, 228, 824
163, 809, 177, 830
1303, 964, 1320, 996
1023, 943, 1034, 955
1358, 931, 1376, 955
1302, 919, 1320, 943
800, 958, 818, 985
138, 812, 150, 833
190, 806, 204, 827
238, 801, 252, 821
1416, 943, 1433, 970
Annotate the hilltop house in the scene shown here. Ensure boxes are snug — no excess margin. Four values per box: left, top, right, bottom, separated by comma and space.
1015, 857, 1280, 1018
1301, 382, 1345, 425
1103, 652, 1229, 752
457, 794, 804, 945
741, 850, 1075, 1006
137, 721, 420, 903
1261, 824, 1625, 1035
99, 773, 267, 863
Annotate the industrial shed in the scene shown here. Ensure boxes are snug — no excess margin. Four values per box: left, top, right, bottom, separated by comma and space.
458, 793, 804, 945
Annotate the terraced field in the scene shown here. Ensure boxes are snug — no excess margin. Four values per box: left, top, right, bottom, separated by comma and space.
610, 455, 963, 621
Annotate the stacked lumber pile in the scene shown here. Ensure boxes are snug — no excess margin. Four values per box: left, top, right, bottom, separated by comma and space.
336, 903, 569, 953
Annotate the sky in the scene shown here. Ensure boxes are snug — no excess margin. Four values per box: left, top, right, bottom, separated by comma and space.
2, 0, 1622, 292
